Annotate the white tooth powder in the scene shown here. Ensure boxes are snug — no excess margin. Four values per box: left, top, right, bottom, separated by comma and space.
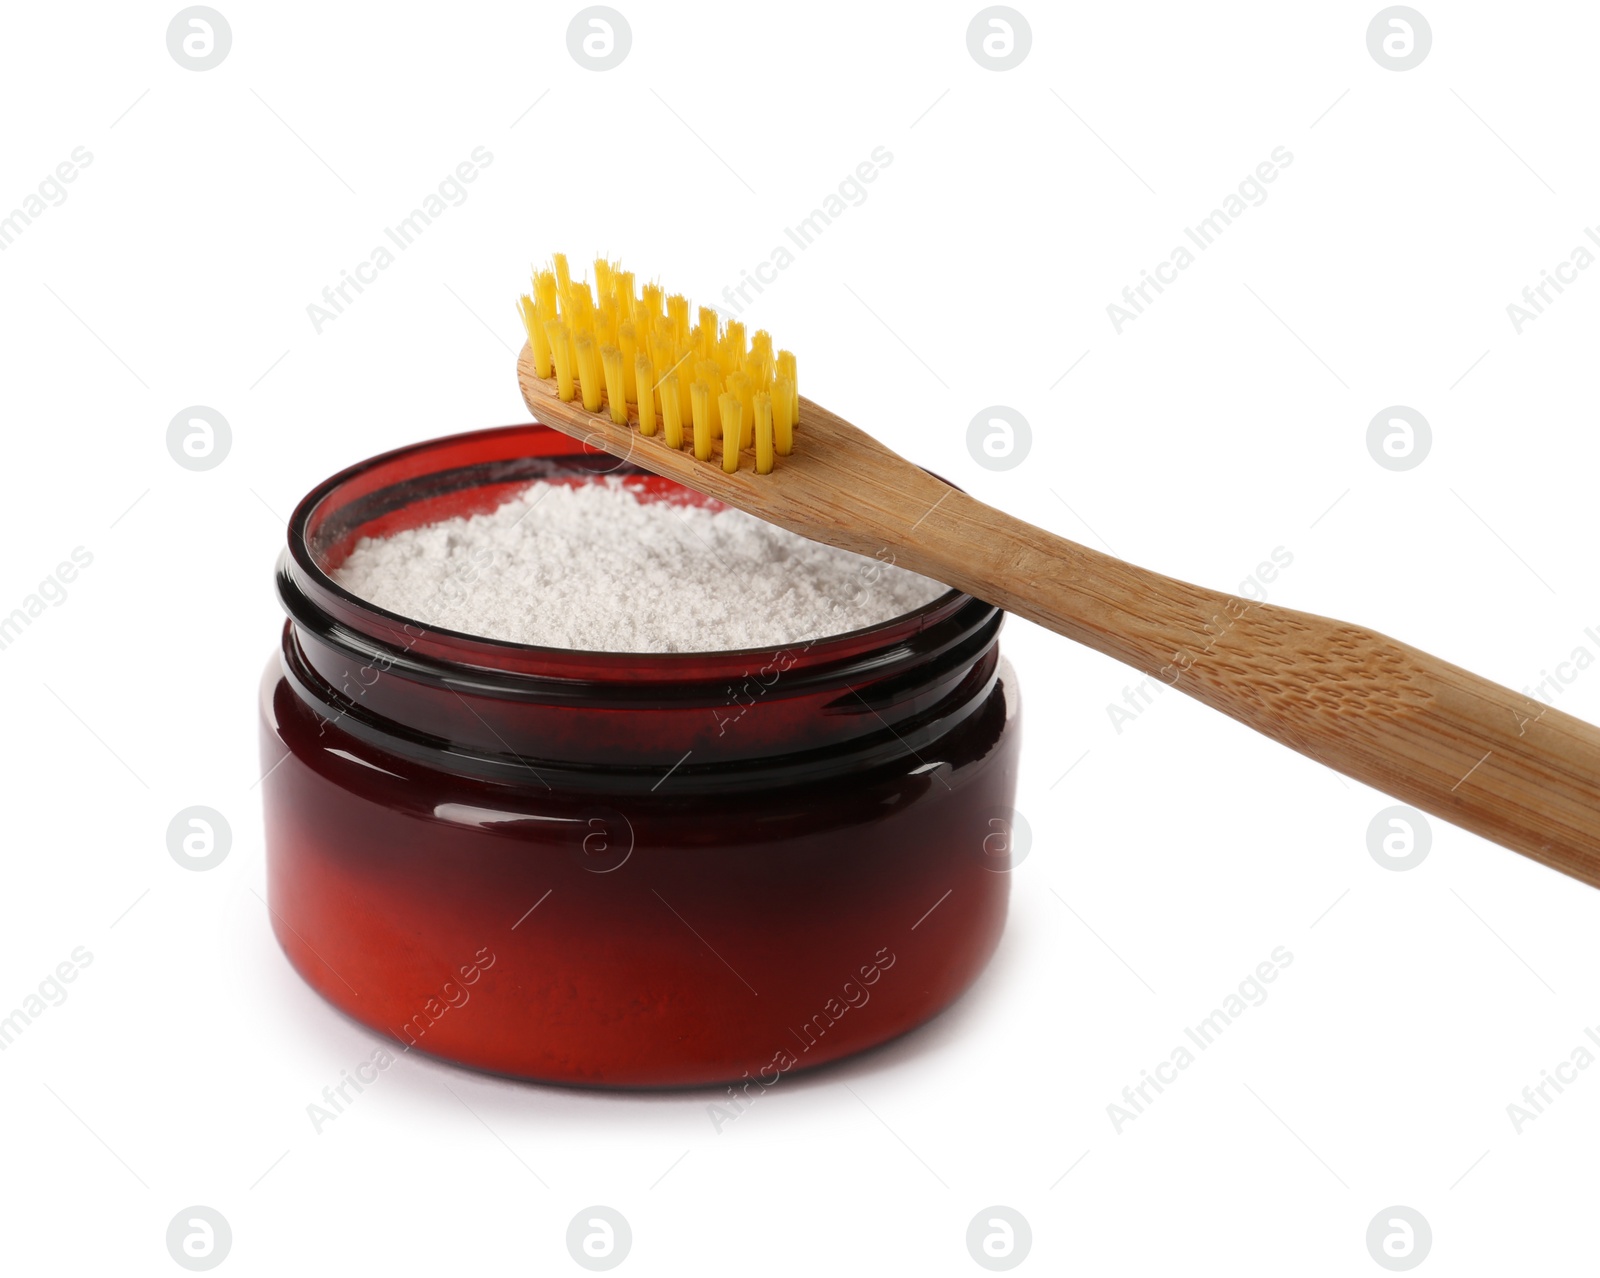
333, 479, 950, 652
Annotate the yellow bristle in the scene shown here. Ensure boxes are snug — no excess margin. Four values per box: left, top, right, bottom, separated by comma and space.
744, 344, 773, 385
651, 336, 674, 417
696, 359, 723, 435
641, 282, 664, 324
690, 381, 713, 460
728, 370, 756, 448
600, 344, 629, 425
675, 342, 695, 420
619, 321, 639, 402
575, 335, 604, 412
666, 293, 689, 343
527, 253, 799, 472
547, 320, 574, 401
661, 373, 684, 448
535, 269, 559, 313
776, 350, 798, 424
635, 354, 657, 435
752, 357, 774, 397
773, 374, 795, 454
650, 332, 674, 393
566, 289, 593, 371
520, 296, 552, 377
534, 272, 560, 379
753, 391, 774, 474
565, 283, 589, 321
719, 393, 742, 473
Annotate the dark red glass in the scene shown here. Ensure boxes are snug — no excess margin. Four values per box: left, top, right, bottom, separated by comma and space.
259, 424, 1021, 1087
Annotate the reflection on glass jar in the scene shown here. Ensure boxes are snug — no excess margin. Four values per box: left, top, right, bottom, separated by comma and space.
260, 424, 1021, 1087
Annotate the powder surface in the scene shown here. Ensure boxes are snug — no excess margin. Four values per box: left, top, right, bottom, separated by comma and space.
334, 480, 950, 652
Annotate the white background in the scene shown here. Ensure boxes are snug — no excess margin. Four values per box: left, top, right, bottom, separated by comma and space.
2, 1, 1598, 1273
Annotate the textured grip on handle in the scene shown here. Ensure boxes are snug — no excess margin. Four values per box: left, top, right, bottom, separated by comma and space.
916, 492, 1600, 888
513, 358, 1600, 887
1161, 604, 1600, 885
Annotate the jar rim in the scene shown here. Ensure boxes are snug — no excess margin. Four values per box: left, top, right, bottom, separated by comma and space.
284, 422, 978, 683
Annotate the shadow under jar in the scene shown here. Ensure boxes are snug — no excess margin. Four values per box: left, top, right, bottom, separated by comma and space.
259, 423, 1022, 1088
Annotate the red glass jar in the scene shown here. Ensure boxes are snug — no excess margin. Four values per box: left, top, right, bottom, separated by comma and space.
259, 424, 1021, 1088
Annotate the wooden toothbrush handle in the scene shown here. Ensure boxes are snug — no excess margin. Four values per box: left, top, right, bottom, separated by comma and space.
916, 490, 1600, 887
513, 366, 1597, 882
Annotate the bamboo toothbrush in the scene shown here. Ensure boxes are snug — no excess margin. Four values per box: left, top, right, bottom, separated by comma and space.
516, 256, 1600, 890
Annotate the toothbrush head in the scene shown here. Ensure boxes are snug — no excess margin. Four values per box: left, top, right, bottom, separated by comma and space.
518, 254, 796, 474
